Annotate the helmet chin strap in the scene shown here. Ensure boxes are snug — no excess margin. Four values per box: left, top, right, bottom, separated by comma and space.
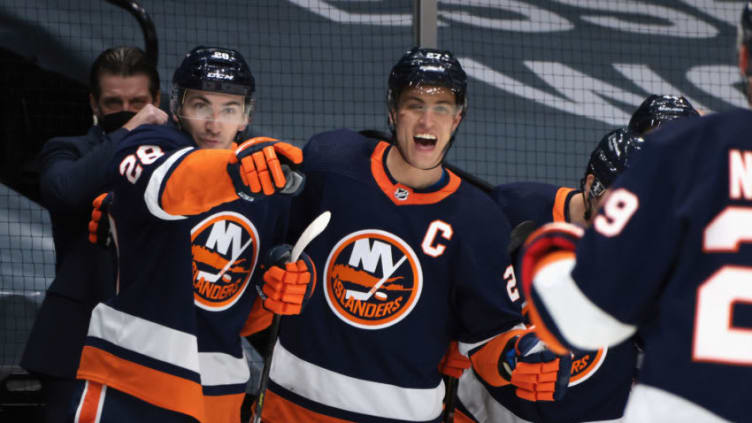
580, 176, 594, 222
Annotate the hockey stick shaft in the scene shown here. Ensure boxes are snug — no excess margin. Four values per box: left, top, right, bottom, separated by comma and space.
443, 375, 458, 422
252, 211, 331, 423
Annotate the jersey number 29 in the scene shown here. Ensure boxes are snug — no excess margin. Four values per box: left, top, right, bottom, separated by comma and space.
694, 206, 752, 365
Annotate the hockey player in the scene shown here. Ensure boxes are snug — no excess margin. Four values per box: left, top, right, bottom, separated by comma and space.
254, 47, 569, 423
456, 128, 645, 423
518, 5, 752, 422
627, 94, 700, 136
71, 46, 314, 423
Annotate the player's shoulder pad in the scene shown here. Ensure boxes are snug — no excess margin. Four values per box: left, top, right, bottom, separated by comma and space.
117, 124, 194, 154
491, 182, 559, 207
455, 182, 513, 236
303, 128, 378, 171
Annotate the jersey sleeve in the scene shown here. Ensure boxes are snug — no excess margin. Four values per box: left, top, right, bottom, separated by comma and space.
492, 182, 574, 227
529, 136, 685, 350
110, 125, 241, 221
572, 137, 683, 325
452, 205, 524, 349
38, 128, 128, 212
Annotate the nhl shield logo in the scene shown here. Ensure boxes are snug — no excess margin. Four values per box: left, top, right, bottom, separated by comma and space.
323, 229, 423, 329
394, 187, 409, 201
191, 211, 260, 311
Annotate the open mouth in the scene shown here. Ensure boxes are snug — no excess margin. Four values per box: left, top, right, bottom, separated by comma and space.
414, 133, 437, 148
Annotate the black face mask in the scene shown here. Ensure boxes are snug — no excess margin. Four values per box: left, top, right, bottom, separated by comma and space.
99, 110, 136, 133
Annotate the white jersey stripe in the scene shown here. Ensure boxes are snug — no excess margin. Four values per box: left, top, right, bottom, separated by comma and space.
144, 147, 192, 221
198, 350, 251, 387
459, 368, 625, 423
88, 303, 200, 372
89, 303, 251, 386
270, 340, 444, 421
624, 384, 730, 423
533, 256, 636, 350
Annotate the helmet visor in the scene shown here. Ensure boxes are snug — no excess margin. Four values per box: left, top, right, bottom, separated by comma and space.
178, 93, 248, 124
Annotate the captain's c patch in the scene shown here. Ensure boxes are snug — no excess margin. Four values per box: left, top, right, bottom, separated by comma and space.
323, 229, 423, 329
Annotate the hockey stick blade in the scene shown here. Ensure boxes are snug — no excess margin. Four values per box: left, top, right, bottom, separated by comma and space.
252, 210, 331, 423
291, 210, 331, 261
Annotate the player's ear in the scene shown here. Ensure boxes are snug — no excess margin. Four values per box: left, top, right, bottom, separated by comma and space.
387, 108, 396, 127
152, 91, 161, 106
451, 107, 463, 133
583, 174, 596, 201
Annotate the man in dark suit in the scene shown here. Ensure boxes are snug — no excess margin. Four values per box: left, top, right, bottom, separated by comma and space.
21, 46, 166, 422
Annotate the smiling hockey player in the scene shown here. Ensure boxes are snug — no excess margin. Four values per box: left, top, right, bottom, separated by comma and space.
71, 46, 314, 423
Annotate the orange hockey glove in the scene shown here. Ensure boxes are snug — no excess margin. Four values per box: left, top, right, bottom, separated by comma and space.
88, 192, 113, 247
257, 244, 316, 315
227, 137, 305, 201
439, 341, 472, 379
503, 330, 572, 402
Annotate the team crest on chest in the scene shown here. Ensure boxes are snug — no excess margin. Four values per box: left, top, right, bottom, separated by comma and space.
568, 347, 608, 386
323, 229, 423, 329
191, 211, 259, 311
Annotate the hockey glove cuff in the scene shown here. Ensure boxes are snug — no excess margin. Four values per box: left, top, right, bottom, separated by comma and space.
227, 137, 305, 201
519, 222, 583, 306
506, 330, 572, 402
88, 192, 113, 247
258, 244, 316, 315
518, 222, 583, 355
439, 341, 472, 379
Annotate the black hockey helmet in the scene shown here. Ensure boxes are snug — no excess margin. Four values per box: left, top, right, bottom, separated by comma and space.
580, 128, 645, 220
170, 46, 255, 115
628, 95, 699, 135
387, 47, 467, 113
585, 128, 645, 196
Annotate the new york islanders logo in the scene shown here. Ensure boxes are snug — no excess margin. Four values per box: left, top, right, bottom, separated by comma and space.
191, 211, 259, 311
324, 230, 423, 329
569, 347, 607, 386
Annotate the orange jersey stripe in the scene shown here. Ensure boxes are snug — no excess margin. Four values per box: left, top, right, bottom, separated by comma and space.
77, 345, 205, 421
370, 142, 461, 206
453, 407, 477, 423
76, 381, 104, 423
204, 392, 245, 423
161, 149, 239, 216
240, 298, 274, 336
552, 187, 574, 222
261, 389, 355, 423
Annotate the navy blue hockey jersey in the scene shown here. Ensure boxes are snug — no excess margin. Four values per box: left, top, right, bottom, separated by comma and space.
260, 129, 523, 423
492, 182, 575, 229
527, 108, 752, 422
77, 125, 287, 422
459, 182, 637, 423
